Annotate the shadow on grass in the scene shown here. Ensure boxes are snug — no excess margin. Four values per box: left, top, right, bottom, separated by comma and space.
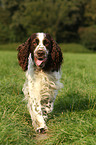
53, 92, 95, 115
23, 113, 33, 126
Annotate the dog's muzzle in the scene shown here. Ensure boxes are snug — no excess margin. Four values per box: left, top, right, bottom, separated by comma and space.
34, 49, 47, 67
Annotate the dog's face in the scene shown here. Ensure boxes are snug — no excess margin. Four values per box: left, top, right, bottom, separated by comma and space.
17, 32, 63, 71
31, 33, 51, 68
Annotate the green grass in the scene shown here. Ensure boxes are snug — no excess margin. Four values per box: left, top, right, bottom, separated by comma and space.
0, 43, 20, 51
0, 51, 96, 145
60, 43, 92, 53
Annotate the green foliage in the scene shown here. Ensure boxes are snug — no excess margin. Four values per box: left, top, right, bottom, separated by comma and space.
84, 0, 96, 25
0, 0, 92, 44
0, 51, 96, 144
56, 0, 88, 42
0, 0, 96, 51
79, 25, 96, 50
0, 7, 11, 43
0, 23, 10, 43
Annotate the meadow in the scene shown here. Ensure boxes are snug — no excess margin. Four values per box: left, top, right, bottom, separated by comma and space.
0, 44, 96, 145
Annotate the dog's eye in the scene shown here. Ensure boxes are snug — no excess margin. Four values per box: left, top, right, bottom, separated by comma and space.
33, 39, 39, 46
43, 39, 49, 46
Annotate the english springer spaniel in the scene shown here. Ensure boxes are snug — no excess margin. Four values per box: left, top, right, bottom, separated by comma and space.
17, 33, 63, 133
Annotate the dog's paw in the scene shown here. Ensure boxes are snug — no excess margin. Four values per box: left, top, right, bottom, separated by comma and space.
37, 128, 47, 134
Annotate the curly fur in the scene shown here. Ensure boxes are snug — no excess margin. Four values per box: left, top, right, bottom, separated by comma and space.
17, 33, 63, 132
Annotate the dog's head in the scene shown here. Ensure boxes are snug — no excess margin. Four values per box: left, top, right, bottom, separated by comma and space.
17, 33, 63, 71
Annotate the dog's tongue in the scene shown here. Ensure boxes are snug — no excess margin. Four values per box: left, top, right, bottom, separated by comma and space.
34, 57, 46, 67
36, 59, 43, 67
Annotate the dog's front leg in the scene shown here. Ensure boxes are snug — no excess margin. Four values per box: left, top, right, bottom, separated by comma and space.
28, 81, 47, 132
27, 97, 47, 132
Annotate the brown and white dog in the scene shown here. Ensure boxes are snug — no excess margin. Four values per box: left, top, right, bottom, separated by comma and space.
17, 33, 63, 133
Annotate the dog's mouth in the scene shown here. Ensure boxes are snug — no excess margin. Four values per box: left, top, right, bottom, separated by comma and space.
34, 56, 47, 68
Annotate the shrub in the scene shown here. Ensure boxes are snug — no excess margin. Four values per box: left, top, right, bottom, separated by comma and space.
78, 26, 96, 51
0, 23, 10, 44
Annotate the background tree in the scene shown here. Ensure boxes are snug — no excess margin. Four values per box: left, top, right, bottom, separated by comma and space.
84, 0, 96, 26
0, 0, 96, 51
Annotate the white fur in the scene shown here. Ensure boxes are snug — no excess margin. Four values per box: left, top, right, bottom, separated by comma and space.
22, 54, 63, 131
34, 33, 49, 56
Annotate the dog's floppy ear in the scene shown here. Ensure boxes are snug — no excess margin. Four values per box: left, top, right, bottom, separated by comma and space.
50, 36, 63, 71
17, 37, 31, 71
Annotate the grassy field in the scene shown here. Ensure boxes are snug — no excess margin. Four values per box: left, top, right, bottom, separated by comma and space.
0, 43, 20, 51
0, 49, 96, 144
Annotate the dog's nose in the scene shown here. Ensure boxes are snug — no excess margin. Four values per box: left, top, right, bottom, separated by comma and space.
37, 50, 45, 57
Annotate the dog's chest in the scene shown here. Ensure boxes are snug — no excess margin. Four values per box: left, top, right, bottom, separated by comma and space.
28, 71, 57, 100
